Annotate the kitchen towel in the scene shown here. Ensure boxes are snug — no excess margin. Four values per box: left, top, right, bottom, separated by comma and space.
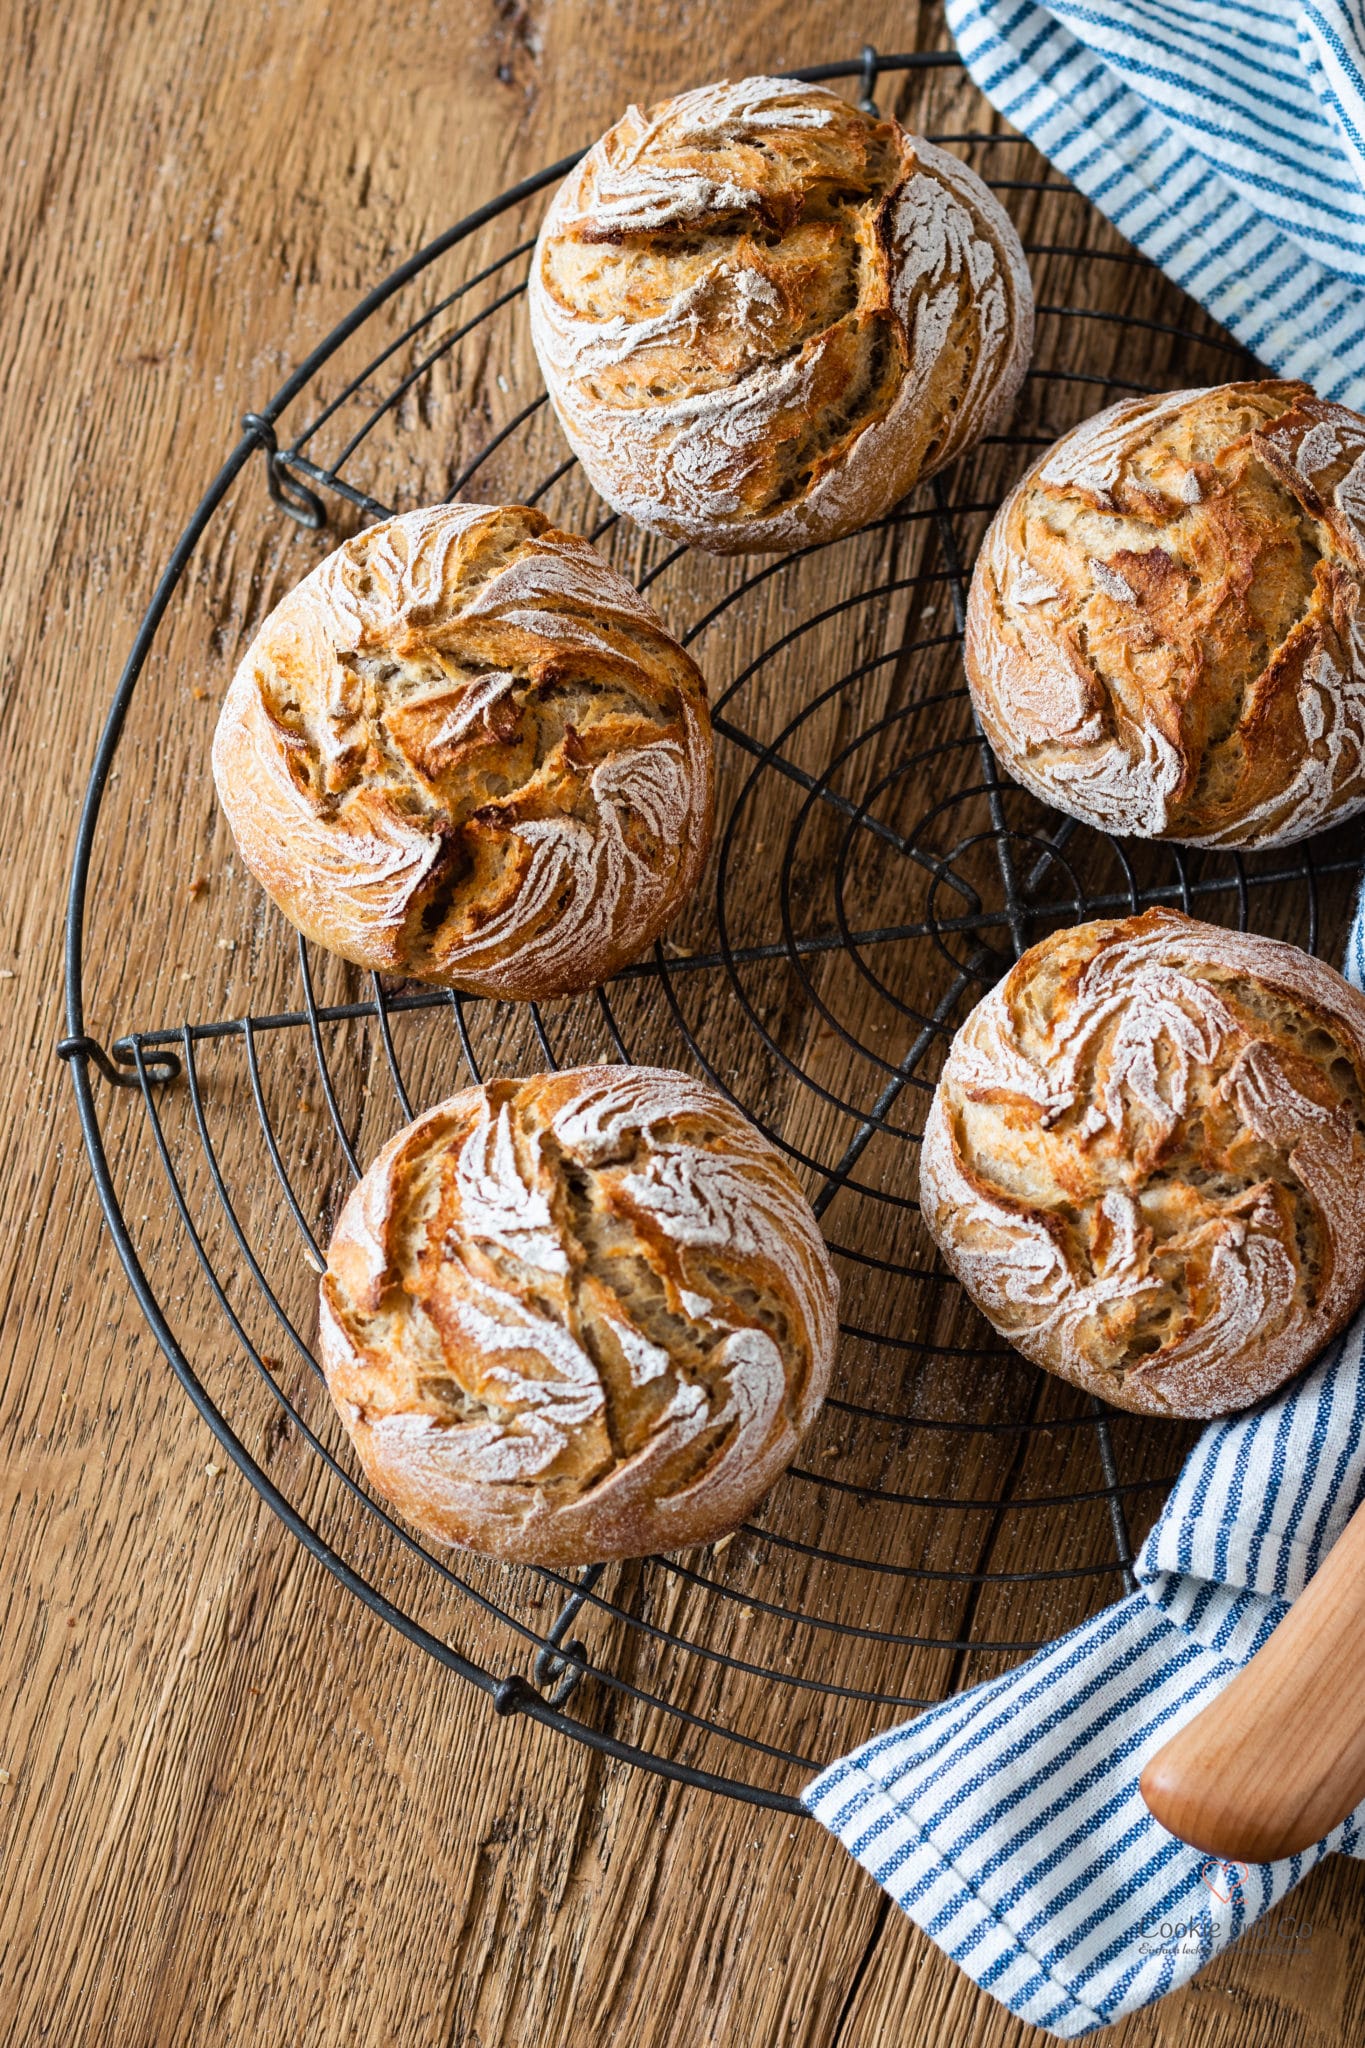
804, 885, 1365, 2034
941, 0, 1365, 410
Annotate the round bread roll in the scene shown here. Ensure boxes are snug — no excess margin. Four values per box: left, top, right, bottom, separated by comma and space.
920, 910, 1365, 1418
212, 502, 713, 998
527, 76, 1033, 553
318, 1065, 840, 1563
966, 381, 1365, 847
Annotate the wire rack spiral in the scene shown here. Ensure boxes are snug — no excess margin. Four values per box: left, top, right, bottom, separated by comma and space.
62, 48, 1365, 1815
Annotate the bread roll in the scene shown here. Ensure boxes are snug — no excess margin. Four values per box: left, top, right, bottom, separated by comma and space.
528, 76, 1033, 553
966, 381, 1365, 847
920, 910, 1365, 1418
318, 1066, 839, 1563
212, 503, 713, 998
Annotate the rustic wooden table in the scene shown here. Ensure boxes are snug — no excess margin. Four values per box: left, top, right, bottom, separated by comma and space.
6, 2, 1365, 2043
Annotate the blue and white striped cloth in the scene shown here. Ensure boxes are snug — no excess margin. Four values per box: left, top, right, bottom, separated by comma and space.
942, 0, 1365, 409
805, 886, 1365, 2033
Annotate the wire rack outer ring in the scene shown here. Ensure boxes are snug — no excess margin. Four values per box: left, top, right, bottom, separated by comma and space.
60, 48, 1357, 1815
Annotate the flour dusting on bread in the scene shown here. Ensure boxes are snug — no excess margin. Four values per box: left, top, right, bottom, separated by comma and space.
920, 911, 1365, 1417
212, 503, 714, 998
318, 1066, 839, 1563
966, 382, 1365, 848
528, 78, 1033, 552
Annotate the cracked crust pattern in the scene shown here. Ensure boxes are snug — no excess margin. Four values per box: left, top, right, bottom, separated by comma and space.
212, 502, 714, 997
528, 76, 1033, 553
919, 910, 1365, 1418
965, 382, 1365, 847
318, 1065, 840, 1562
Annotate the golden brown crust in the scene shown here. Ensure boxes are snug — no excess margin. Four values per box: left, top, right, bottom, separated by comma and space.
964, 382, 1365, 848
212, 503, 714, 997
528, 77, 1033, 553
317, 1065, 840, 1563
919, 910, 1365, 1418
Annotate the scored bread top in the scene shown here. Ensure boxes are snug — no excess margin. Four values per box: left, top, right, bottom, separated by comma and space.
919, 910, 1365, 1417
528, 76, 1033, 551
211, 503, 713, 998
318, 1066, 839, 1563
965, 381, 1365, 848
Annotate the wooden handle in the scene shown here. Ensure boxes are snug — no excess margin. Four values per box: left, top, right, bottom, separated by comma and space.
1140, 1496, 1365, 1861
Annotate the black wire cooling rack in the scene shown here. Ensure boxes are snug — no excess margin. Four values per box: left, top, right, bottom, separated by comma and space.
61, 47, 1365, 1815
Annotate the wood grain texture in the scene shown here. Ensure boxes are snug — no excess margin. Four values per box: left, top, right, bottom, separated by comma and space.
1140, 1497, 1365, 1862
3, 3, 1364, 2045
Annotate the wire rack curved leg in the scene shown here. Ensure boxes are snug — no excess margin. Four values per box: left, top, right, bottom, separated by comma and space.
530, 1564, 606, 1709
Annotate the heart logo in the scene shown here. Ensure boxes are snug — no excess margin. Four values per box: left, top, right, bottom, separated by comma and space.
1199, 1858, 1249, 1904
